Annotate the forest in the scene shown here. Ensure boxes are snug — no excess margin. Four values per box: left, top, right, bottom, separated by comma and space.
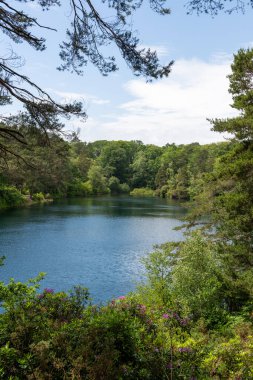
0, 0, 253, 378
0, 135, 230, 209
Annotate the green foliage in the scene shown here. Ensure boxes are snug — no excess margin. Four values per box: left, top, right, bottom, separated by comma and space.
130, 188, 155, 197
171, 232, 226, 323
98, 141, 134, 183
0, 276, 190, 379
119, 182, 130, 194
87, 164, 110, 195
0, 133, 230, 205
32, 192, 45, 202
185, 49, 253, 313
70, 141, 92, 182
167, 167, 190, 200
140, 242, 176, 306
67, 180, 93, 197
107, 177, 130, 194
141, 232, 228, 324
131, 146, 162, 189
108, 176, 121, 194
0, 185, 25, 210
186, 0, 253, 15
1, 130, 73, 199
207, 50, 253, 247
0, 272, 252, 379
201, 321, 253, 379
0, 0, 174, 159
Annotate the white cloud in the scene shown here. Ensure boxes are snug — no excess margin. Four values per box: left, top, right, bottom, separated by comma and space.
26, 2, 39, 9
51, 90, 110, 106
242, 41, 253, 49
138, 44, 169, 57
79, 56, 238, 145
210, 52, 233, 64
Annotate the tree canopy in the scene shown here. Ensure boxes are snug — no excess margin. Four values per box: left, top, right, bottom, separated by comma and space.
186, 0, 253, 15
1, 0, 252, 158
0, 0, 174, 157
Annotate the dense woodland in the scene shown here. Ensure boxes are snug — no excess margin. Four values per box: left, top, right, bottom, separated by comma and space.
0, 135, 231, 208
0, 0, 253, 378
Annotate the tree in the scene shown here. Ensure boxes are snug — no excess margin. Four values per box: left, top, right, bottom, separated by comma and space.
142, 232, 226, 322
0, 0, 173, 156
171, 232, 224, 322
1, 128, 73, 195
186, 0, 253, 15
70, 141, 92, 182
208, 49, 253, 247
131, 145, 162, 189
98, 142, 131, 182
189, 49, 253, 310
87, 164, 109, 194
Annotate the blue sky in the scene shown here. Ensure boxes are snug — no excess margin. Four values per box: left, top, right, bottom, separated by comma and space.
4, 1, 253, 145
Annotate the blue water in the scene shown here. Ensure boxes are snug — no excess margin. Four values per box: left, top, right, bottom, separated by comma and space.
0, 196, 187, 302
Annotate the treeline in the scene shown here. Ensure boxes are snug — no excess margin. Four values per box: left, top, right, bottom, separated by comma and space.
0, 130, 231, 208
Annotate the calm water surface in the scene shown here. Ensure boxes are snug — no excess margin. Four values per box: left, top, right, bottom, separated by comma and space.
0, 196, 187, 302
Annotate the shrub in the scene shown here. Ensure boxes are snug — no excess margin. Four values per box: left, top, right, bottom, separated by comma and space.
201, 322, 253, 378
32, 192, 45, 202
108, 176, 121, 193
67, 180, 93, 196
0, 273, 252, 379
171, 232, 226, 324
130, 188, 155, 197
119, 182, 130, 193
0, 185, 26, 209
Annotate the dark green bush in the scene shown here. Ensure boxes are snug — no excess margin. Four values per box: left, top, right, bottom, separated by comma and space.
0, 275, 252, 379
0, 185, 25, 210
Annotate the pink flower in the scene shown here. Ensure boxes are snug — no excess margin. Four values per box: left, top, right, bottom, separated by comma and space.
44, 288, 54, 294
162, 313, 170, 319
137, 304, 147, 313
118, 296, 126, 300
178, 347, 192, 353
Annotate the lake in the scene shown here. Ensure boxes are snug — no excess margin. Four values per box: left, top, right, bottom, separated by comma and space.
0, 196, 187, 303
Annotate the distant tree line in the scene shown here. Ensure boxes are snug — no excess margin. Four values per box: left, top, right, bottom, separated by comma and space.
0, 130, 232, 208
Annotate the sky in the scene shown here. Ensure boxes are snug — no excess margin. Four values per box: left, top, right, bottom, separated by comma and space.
3, 1, 253, 145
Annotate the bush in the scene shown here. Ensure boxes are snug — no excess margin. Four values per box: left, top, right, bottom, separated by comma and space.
119, 182, 130, 193
67, 180, 93, 197
141, 232, 229, 325
0, 272, 252, 379
0, 185, 26, 209
108, 177, 130, 194
0, 282, 184, 379
130, 188, 155, 197
201, 321, 253, 378
108, 176, 121, 193
32, 192, 45, 202
171, 232, 226, 324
